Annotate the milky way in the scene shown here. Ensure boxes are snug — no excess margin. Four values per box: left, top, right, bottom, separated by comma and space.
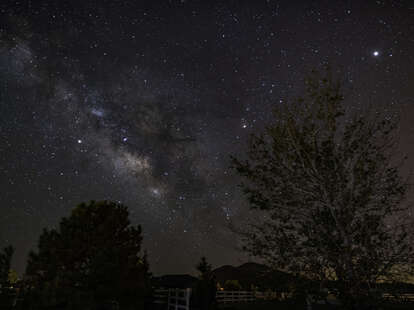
1, 1, 414, 275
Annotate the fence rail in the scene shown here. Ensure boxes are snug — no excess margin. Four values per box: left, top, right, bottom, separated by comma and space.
154, 289, 170, 304
154, 288, 191, 310
255, 291, 290, 300
383, 293, 414, 302
216, 290, 255, 303
155, 288, 414, 309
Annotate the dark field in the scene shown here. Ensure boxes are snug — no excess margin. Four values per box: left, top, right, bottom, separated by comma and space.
218, 300, 414, 310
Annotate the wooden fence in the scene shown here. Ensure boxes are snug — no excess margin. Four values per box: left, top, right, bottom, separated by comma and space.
154, 288, 192, 310
255, 290, 290, 300
154, 289, 170, 306
155, 289, 414, 309
383, 293, 414, 302
216, 290, 255, 303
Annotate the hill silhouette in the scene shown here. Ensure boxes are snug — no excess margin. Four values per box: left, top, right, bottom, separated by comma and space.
152, 263, 298, 291
212, 262, 295, 290
152, 274, 198, 289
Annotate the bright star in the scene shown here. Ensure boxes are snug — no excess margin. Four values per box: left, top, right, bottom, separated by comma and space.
150, 187, 162, 197
77, 139, 82, 144
373, 51, 379, 57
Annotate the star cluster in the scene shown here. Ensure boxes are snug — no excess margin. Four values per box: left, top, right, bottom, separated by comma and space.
0, 0, 413, 274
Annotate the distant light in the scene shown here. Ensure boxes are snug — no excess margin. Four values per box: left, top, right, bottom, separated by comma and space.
77, 139, 82, 144
122, 137, 128, 142
373, 51, 379, 57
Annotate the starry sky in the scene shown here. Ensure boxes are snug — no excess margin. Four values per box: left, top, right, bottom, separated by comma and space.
1, 0, 414, 276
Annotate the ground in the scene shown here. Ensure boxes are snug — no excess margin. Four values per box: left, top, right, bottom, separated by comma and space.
217, 300, 414, 310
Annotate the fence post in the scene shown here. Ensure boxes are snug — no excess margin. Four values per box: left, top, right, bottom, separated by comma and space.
186, 288, 191, 310
306, 294, 312, 310
167, 289, 171, 310
175, 289, 179, 310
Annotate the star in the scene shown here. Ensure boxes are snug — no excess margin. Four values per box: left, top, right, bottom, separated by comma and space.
150, 187, 162, 198
91, 108, 104, 117
1, 0, 412, 278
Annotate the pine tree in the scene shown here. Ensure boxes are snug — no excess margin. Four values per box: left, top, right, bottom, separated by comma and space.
25, 200, 150, 309
194, 257, 216, 310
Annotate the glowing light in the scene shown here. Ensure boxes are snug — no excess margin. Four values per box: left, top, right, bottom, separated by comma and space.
373, 51, 379, 57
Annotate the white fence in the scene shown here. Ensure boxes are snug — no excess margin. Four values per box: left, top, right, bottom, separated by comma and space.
216, 290, 255, 303
154, 288, 192, 310
154, 289, 170, 305
155, 288, 414, 309
383, 293, 414, 302
255, 291, 290, 300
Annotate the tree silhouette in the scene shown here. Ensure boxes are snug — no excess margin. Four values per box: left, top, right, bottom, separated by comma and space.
0, 245, 13, 288
232, 70, 414, 309
25, 200, 150, 310
223, 280, 242, 291
0, 245, 14, 308
193, 257, 216, 310
196, 257, 212, 279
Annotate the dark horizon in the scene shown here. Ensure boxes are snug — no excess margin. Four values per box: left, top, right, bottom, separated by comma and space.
1, 0, 414, 276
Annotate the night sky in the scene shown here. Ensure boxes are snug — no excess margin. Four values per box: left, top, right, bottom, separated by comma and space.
1, 0, 413, 276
